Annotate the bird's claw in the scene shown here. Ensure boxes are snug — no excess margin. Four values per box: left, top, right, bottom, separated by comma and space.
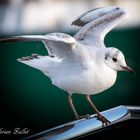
97, 115, 110, 125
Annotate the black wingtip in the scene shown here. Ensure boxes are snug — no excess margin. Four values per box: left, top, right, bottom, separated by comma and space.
71, 19, 86, 27
0, 37, 24, 43
17, 54, 40, 62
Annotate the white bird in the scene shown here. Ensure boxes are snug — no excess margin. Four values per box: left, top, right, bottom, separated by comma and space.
0, 6, 134, 124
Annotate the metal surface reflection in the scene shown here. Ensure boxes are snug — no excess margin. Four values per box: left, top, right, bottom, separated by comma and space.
23, 106, 140, 140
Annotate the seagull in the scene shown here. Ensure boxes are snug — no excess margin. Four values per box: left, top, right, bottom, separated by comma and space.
0, 6, 135, 125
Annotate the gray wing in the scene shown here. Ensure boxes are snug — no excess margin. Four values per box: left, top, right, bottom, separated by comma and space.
72, 6, 128, 47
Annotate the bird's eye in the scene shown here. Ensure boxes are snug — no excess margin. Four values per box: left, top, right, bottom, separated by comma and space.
112, 58, 117, 62
116, 7, 120, 10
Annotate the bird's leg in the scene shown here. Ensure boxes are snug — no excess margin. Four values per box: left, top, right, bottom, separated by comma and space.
68, 94, 90, 119
86, 95, 110, 125
68, 94, 78, 119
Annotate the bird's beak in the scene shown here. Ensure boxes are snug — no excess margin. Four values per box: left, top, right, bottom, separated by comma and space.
121, 66, 135, 74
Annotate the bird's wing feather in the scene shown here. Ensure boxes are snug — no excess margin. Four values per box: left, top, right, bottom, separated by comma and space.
0, 35, 46, 42
72, 6, 127, 47
17, 54, 60, 77
71, 7, 102, 26
0, 33, 76, 59
43, 33, 76, 59
0, 33, 91, 74
0, 33, 91, 67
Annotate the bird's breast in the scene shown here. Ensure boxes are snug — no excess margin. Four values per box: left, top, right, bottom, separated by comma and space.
51, 64, 117, 95
93, 67, 117, 94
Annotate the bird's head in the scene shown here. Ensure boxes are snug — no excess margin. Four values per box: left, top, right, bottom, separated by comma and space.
104, 47, 135, 74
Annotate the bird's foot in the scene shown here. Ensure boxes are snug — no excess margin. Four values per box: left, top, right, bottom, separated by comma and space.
96, 114, 110, 126
76, 114, 90, 120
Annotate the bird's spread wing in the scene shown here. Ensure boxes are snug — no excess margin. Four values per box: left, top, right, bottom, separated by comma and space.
72, 6, 128, 47
43, 33, 76, 59
0, 33, 76, 59
0, 33, 82, 74
0, 35, 46, 42
0, 33, 92, 74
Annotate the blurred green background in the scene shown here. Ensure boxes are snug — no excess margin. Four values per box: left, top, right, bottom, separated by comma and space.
0, 28, 139, 135
0, 0, 140, 139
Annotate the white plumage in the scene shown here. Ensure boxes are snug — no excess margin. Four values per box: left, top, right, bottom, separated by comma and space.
0, 6, 134, 124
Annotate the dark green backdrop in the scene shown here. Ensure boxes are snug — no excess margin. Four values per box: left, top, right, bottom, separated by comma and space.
0, 27, 140, 138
